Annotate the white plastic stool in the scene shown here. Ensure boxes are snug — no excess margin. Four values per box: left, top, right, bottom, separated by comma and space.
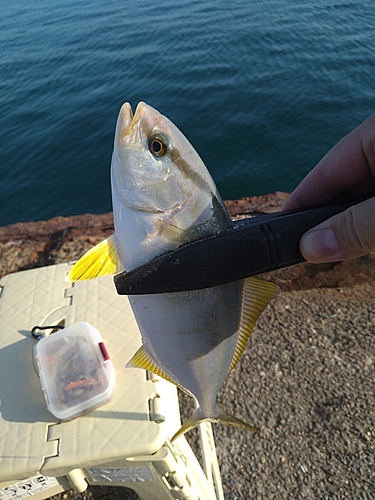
0, 263, 224, 500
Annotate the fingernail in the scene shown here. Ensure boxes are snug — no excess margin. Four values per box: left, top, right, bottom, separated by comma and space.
300, 228, 340, 262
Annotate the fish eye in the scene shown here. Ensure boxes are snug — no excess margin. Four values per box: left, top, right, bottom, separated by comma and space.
148, 134, 170, 157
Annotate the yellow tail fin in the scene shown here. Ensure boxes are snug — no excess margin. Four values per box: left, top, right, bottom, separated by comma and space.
171, 405, 256, 442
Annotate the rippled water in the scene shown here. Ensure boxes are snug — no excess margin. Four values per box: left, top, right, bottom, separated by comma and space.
1, 0, 374, 225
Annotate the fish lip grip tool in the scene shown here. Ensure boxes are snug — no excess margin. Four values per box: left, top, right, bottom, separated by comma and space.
114, 197, 371, 295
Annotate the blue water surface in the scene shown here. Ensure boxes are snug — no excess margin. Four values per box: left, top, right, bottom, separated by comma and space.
1, 0, 374, 225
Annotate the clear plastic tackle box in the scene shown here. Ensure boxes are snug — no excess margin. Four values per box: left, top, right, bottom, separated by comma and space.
0, 263, 224, 500
35, 322, 116, 421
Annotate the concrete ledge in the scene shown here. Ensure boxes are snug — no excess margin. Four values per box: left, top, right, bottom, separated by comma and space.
1, 192, 374, 294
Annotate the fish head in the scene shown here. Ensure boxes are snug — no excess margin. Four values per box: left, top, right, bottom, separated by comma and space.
112, 102, 221, 214
111, 102, 231, 268
112, 102, 176, 207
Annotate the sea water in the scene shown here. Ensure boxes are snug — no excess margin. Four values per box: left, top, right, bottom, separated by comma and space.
1, 0, 374, 225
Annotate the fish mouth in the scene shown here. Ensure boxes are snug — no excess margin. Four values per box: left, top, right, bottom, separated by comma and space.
119, 102, 134, 134
115, 102, 148, 144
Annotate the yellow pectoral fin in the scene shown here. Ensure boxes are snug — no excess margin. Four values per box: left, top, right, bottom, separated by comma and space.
66, 234, 119, 282
153, 218, 192, 246
228, 276, 280, 373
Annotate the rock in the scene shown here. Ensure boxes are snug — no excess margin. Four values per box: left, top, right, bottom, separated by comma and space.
224, 191, 289, 216
0, 213, 114, 278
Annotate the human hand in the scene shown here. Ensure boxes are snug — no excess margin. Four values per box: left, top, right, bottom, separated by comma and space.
282, 113, 375, 263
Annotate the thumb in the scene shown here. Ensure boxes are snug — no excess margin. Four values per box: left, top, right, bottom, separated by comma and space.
300, 197, 375, 263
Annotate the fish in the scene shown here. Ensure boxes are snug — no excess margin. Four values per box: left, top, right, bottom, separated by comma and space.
67, 102, 279, 441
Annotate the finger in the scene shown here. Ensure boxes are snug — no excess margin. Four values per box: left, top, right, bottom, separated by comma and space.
283, 113, 375, 210
346, 175, 375, 198
299, 196, 375, 263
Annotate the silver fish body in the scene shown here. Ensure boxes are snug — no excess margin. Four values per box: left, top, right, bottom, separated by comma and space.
129, 281, 242, 403
68, 102, 279, 440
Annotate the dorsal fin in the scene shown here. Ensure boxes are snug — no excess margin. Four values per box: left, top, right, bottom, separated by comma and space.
228, 277, 280, 373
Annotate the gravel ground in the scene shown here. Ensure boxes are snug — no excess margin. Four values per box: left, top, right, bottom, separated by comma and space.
215, 282, 375, 499
48, 278, 375, 500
